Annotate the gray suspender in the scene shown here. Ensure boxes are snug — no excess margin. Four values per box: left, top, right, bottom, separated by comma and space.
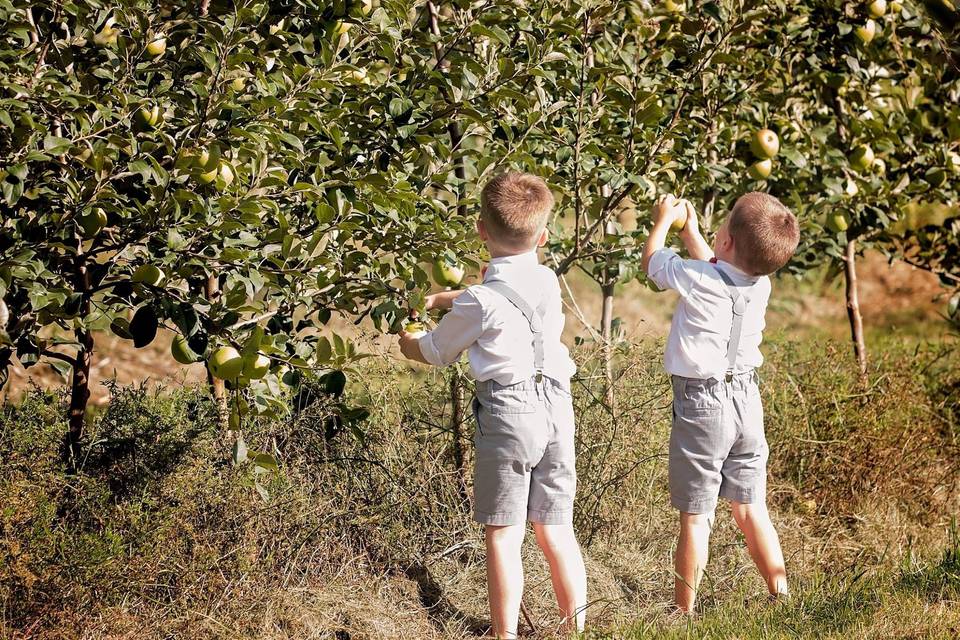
480, 280, 547, 382
713, 266, 750, 381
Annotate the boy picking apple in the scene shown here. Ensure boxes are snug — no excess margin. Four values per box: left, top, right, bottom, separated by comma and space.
398, 172, 586, 638
641, 193, 800, 613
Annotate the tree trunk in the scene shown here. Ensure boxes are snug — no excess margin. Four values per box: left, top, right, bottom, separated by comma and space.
67, 328, 92, 463
428, 1, 468, 493
449, 370, 468, 497
843, 239, 868, 379
67, 254, 93, 465
600, 177, 616, 408
204, 274, 228, 429
600, 280, 615, 407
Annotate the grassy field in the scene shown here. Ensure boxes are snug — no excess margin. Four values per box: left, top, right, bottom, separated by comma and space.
1, 255, 959, 639
2, 330, 959, 638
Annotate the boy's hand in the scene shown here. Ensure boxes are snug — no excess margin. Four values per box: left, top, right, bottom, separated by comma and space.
651, 194, 687, 228
678, 199, 700, 239
678, 199, 715, 261
398, 330, 430, 364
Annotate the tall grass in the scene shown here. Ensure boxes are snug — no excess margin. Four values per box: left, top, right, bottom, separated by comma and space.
1, 335, 958, 638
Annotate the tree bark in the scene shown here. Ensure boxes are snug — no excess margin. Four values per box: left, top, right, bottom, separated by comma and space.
702, 129, 719, 229
67, 252, 92, 465
843, 239, 868, 379
600, 280, 615, 407
449, 370, 468, 497
600, 175, 616, 408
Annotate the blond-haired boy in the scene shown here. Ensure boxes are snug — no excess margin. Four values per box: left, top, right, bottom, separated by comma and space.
399, 172, 587, 638
642, 192, 800, 612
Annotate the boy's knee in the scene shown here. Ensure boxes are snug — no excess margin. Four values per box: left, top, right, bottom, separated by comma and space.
730, 500, 768, 525
532, 522, 577, 552
485, 523, 525, 548
679, 510, 715, 531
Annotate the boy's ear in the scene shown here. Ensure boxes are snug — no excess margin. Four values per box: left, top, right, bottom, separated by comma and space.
536, 227, 548, 248
477, 218, 488, 241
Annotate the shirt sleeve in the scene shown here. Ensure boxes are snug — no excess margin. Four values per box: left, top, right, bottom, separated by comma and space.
647, 247, 701, 298
418, 288, 485, 367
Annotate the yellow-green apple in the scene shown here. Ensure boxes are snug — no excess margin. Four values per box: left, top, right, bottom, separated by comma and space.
868, 0, 887, 17
432, 259, 465, 288
826, 212, 850, 232
748, 158, 773, 180
132, 264, 165, 286
146, 36, 166, 57
93, 21, 119, 47
850, 144, 875, 171
242, 352, 271, 379
855, 19, 877, 43
208, 346, 244, 380
78, 208, 108, 238
750, 129, 780, 159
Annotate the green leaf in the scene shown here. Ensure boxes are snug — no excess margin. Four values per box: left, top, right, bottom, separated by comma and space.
43, 135, 72, 155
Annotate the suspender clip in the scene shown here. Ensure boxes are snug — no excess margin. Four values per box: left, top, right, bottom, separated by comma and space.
535, 370, 543, 383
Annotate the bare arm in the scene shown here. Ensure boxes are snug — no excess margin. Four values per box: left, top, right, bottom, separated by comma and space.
399, 289, 467, 361
642, 194, 687, 273
425, 289, 465, 311
679, 199, 714, 261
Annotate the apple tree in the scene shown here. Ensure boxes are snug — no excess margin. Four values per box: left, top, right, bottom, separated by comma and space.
0, 0, 481, 462
762, 0, 960, 376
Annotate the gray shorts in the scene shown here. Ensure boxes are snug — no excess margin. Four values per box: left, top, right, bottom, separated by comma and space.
472, 376, 576, 526
669, 371, 768, 514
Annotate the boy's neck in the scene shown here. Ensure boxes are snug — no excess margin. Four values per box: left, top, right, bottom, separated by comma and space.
487, 246, 538, 260
716, 255, 756, 278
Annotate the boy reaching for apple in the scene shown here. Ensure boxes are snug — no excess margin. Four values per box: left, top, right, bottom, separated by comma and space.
397, 172, 586, 638
641, 193, 800, 613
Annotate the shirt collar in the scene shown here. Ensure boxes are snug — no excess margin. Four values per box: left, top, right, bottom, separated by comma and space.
484, 249, 540, 280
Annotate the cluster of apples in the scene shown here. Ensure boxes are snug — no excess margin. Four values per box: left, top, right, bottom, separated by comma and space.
855, 0, 903, 45
747, 129, 780, 180
183, 146, 236, 190
91, 16, 167, 58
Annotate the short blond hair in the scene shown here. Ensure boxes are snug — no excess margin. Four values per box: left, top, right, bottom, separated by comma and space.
729, 192, 799, 276
480, 172, 555, 251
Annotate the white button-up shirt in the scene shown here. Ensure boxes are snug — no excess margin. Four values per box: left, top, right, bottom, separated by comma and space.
647, 248, 771, 380
419, 251, 577, 385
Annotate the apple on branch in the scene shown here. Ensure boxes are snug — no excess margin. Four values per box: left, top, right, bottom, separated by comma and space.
432, 258, 465, 288
750, 129, 780, 159
208, 346, 244, 380
146, 36, 166, 58
748, 158, 773, 180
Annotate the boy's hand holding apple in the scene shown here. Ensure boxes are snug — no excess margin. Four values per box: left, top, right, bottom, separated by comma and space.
652, 194, 688, 231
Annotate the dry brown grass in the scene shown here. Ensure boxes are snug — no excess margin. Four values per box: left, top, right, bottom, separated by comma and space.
1, 253, 957, 639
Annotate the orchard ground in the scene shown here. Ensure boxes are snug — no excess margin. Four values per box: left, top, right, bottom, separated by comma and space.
2, 256, 959, 639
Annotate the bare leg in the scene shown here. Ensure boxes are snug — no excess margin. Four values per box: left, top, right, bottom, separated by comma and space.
532, 522, 587, 632
730, 501, 788, 596
485, 524, 526, 638
674, 510, 715, 612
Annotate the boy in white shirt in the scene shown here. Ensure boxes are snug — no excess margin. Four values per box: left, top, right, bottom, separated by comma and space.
641, 192, 800, 613
398, 172, 586, 638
